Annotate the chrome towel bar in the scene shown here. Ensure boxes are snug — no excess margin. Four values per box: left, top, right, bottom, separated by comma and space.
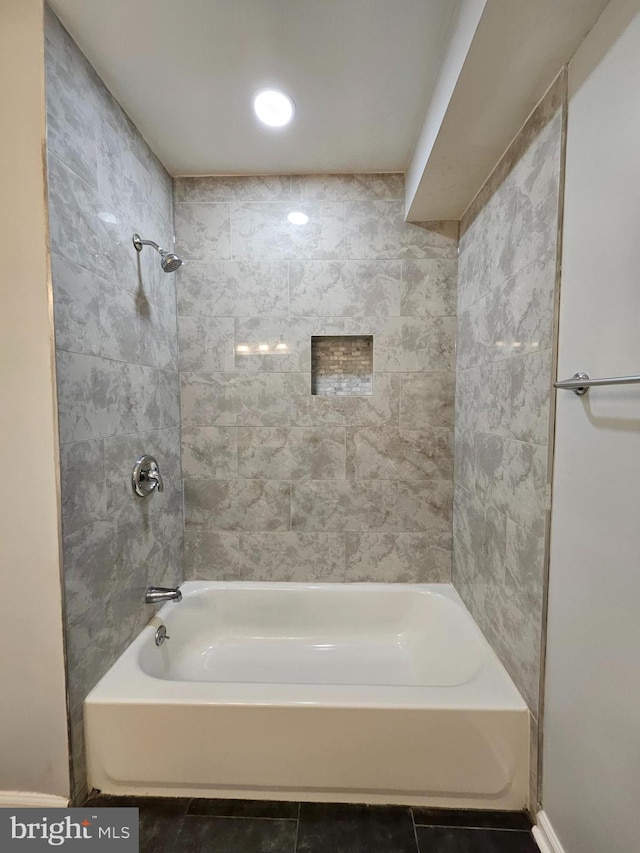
554, 372, 640, 396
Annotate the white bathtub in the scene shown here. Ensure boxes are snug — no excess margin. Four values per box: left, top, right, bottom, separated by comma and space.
85, 582, 529, 809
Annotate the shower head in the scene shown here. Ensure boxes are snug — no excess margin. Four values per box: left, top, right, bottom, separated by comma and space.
132, 234, 182, 273
161, 252, 182, 273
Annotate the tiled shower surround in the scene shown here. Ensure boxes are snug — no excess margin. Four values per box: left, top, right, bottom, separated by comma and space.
45, 8, 182, 800
174, 175, 458, 582
453, 74, 565, 802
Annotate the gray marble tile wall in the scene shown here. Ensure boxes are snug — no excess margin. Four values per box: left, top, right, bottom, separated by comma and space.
174, 174, 458, 584
45, 7, 182, 801
453, 73, 565, 742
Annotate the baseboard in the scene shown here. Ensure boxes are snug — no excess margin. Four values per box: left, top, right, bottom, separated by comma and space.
0, 791, 69, 808
533, 811, 566, 853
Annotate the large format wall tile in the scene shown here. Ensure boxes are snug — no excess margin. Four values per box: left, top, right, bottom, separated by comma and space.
399, 373, 455, 429
63, 518, 117, 638
475, 433, 548, 537
289, 261, 401, 317
231, 202, 344, 261
99, 276, 177, 371
60, 439, 107, 534
239, 533, 346, 581
345, 533, 451, 583
342, 316, 456, 372
479, 350, 553, 446
97, 115, 145, 230
347, 426, 453, 480
182, 427, 238, 480
178, 315, 235, 372
401, 259, 457, 317
181, 372, 292, 426
183, 529, 242, 579
45, 20, 100, 189
508, 349, 553, 446
48, 152, 105, 276
65, 584, 149, 712
345, 204, 457, 260
509, 117, 563, 279
398, 480, 453, 546
452, 73, 565, 723
233, 317, 346, 373
50, 252, 102, 355
238, 427, 346, 480
290, 372, 400, 427
457, 187, 519, 313
176, 174, 406, 205
177, 260, 289, 318
290, 173, 404, 201
291, 480, 398, 531
454, 428, 475, 492
505, 518, 546, 615
175, 175, 291, 203
454, 365, 486, 433
174, 202, 231, 261
184, 479, 290, 531
456, 251, 557, 371
56, 351, 119, 443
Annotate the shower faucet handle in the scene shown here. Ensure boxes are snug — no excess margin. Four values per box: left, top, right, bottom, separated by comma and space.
147, 466, 164, 492
132, 454, 164, 497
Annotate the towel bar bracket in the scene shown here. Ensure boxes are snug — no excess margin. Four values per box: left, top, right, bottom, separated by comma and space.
554, 372, 640, 395
555, 372, 590, 396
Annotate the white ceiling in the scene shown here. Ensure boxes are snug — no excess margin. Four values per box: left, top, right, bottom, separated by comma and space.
48, 0, 459, 176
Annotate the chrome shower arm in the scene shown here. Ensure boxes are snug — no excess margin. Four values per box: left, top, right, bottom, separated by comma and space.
133, 234, 164, 254
132, 233, 182, 272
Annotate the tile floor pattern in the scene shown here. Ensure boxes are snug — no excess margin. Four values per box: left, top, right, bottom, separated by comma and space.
84, 796, 538, 852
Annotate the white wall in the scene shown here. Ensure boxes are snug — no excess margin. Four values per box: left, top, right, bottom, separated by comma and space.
542, 1, 640, 850
0, 0, 70, 803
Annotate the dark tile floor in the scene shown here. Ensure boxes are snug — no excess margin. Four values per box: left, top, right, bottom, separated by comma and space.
84, 795, 538, 853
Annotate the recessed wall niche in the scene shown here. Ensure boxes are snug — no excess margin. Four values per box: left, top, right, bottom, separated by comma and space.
311, 335, 373, 396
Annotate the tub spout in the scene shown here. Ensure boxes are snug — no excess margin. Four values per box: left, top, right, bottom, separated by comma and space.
146, 586, 182, 604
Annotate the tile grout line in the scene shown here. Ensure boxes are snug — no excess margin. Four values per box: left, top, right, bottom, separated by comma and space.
167, 813, 186, 850
456, 344, 554, 373
410, 808, 421, 853
413, 822, 533, 832
185, 814, 299, 822
293, 802, 301, 853
457, 241, 557, 313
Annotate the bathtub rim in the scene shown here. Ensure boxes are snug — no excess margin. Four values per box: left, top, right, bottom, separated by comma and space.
85, 581, 528, 713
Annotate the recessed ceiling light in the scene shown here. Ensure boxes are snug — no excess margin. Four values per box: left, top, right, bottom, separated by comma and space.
253, 89, 295, 127
287, 211, 309, 225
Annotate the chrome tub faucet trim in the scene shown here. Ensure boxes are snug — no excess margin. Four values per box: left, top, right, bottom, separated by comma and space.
145, 586, 182, 604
